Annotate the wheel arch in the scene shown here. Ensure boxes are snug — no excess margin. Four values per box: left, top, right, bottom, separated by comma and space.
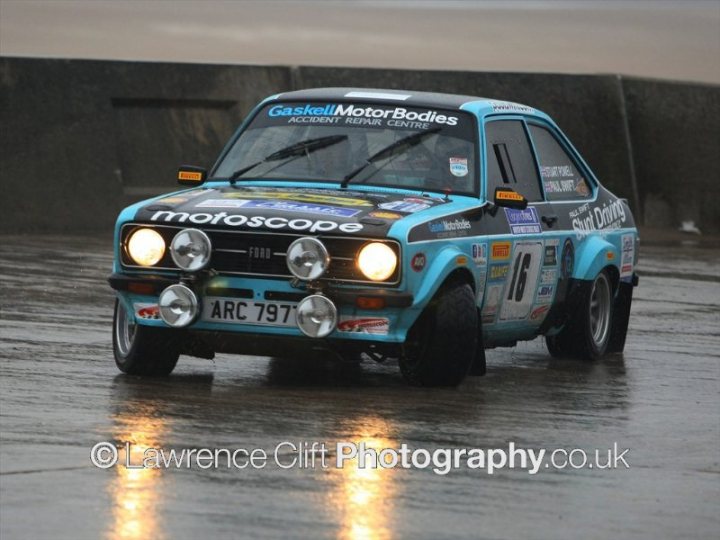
573, 236, 620, 283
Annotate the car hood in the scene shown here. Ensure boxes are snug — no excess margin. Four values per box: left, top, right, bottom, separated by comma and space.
132, 185, 453, 237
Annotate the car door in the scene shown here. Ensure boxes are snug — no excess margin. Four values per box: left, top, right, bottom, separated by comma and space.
483, 118, 557, 328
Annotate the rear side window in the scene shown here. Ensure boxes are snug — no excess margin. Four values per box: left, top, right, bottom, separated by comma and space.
528, 124, 592, 200
484, 120, 543, 202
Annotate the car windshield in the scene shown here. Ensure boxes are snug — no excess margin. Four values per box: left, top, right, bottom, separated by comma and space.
213, 101, 479, 196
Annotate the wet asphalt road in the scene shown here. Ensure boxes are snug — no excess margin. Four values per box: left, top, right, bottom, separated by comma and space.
0, 234, 718, 540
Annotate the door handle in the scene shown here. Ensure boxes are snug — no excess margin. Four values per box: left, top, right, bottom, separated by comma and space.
542, 214, 558, 227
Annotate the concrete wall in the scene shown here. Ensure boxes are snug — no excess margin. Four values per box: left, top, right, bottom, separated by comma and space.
1, 58, 718, 233
622, 77, 720, 232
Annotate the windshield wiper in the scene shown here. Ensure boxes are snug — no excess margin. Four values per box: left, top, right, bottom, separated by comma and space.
227, 135, 348, 184
340, 127, 441, 189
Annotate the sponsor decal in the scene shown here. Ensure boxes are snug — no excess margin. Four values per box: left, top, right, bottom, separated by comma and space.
155, 196, 188, 205
134, 303, 159, 320
427, 218, 472, 238
504, 207, 542, 235
495, 190, 525, 202
491, 241, 511, 261
149, 211, 363, 234
155, 190, 207, 205
569, 199, 627, 239
620, 234, 634, 278
476, 269, 487, 305
222, 191, 373, 207
196, 199, 248, 209
481, 285, 503, 324
449, 157, 468, 177
197, 199, 361, 218
489, 264, 509, 281
489, 101, 534, 114
337, 317, 390, 335
543, 245, 557, 266
404, 197, 442, 205
560, 238, 575, 280
178, 170, 203, 182
266, 103, 459, 127
378, 200, 430, 213
540, 268, 557, 285
471, 243, 487, 265
411, 253, 426, 272
536, 285, 554, 303
530, 305, 550, 322
369, 211, 402, 220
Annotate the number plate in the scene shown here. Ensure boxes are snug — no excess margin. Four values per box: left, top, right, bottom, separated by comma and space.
202, 297, 297, 327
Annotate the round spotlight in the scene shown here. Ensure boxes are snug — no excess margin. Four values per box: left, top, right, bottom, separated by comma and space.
127, 228, 165, 267
286, 237, 330, 281
170, 229, 212, 271
296, 295, 337, 338
158, 284, 199, 328
357, 242, 397, 281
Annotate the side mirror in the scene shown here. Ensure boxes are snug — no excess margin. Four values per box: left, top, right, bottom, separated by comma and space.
177, 165, 207, 186
493, 187, 528, 210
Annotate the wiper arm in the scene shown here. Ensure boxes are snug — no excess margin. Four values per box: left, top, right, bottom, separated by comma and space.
227, 135, 348, 184
340, 127, 441, 188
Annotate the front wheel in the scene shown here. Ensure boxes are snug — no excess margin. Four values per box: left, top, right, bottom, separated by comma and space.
399, 281, 478, 386
113, 299, 180, 376
546, 270, 613, 361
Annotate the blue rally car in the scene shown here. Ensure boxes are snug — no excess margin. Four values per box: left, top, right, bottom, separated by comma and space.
109, 88, 639, 386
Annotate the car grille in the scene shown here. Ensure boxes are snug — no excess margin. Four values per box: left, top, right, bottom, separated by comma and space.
120, 224, 401, 285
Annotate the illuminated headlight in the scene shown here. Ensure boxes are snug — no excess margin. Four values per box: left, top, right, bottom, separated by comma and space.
170, 229, 212, 271
296, 295, 337, 338
286, 237, 330, 280
127, 228, 165, 267
357, 242, 397, 281
158, 284, 198, 328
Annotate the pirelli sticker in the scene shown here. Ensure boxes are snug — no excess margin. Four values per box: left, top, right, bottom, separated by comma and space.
491, 241, 511, 261
495, 189, 525, 202
178, 170, 204, 182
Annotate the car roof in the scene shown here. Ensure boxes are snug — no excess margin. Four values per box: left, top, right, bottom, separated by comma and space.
269, 87, 547, 119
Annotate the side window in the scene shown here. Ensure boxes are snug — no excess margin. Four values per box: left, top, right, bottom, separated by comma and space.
484, 120, 543, 202
528, 124, 592, 200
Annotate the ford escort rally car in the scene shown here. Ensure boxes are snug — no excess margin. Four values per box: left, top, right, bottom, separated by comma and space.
110, 88, 639, 386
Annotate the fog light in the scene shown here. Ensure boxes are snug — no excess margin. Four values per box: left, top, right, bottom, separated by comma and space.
286, 237, 330, 280
296, 295, 337, 338
158, 284, 198, 328
170, 228, 212, 271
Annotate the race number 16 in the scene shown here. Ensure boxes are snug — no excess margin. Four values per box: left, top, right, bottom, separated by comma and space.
500, 242, 543, 321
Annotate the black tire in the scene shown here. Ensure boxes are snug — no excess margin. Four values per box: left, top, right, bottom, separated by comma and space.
607, 281, 633, 353
545, 270, 613, 361
399, 281, 478, 386
112, 299, 180, 376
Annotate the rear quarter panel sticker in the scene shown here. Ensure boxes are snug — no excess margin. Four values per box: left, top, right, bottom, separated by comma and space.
620, 234, 635, 279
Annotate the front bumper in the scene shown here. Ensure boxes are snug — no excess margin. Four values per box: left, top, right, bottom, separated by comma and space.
109, 272, 417, 343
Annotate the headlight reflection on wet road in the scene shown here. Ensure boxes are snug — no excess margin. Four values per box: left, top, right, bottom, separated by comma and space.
330, 416, 398, 540
108, 412, 167, 540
